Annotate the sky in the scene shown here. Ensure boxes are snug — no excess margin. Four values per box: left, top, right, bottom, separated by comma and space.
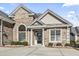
0, 3, 79, 27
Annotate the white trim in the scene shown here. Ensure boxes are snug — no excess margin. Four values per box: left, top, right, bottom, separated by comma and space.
49, 28, 62, 43
17, 25, 18, 41
34, 35, 37, 45
67, 27, 70, 43
55, 28, 56, 42
28, 25, 70, 29
42, 28, 44, 46
31, 29, 33, 46
34, 32, 37, 45
61, 28, 62, 42
49, 29, 51, 42
17, 23, 27, 41
27, 30, 29, 44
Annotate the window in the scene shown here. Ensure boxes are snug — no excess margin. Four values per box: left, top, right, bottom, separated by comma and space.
51, 29, 61, 42
18, 25, 26, 41
19, 25, 26, 31
56, 30, 60, 41
19, 32, 26, 41
51, 30, 55, 41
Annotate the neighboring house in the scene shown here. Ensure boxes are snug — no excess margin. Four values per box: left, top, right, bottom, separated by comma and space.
0, 4, 72, 46
71, 27, 79, 42
0, 10, 15, 45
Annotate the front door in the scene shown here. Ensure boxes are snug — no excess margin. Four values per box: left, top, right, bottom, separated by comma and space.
36, 30, 42, 44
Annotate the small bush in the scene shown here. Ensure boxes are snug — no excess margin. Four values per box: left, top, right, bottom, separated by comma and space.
65, 43, 70, 46
11, 41, 28, 46
56, 43, 62, 46
48, 43, 53, 47
75, 40, 79, 48
11, 41, 17, 45
23, 41, 28, 46
77, 40, 79, 42
70, 40, 76, 47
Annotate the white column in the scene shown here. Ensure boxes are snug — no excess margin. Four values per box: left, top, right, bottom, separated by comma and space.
31, 29, 33, 46
55, 28, 56, 42
61, 29, 62, 42
34, 32, 37, 45
1, 20, 3, 46
27, 30, 29, 44
42, 28, 44, 46
67, 27, 70, 43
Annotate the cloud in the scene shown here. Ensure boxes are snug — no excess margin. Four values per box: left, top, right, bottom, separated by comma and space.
63, 0, 79, 7
69, 11, 75, 14
0, 7, 4, 10
63, 3, 79, 7
67, 14, 73, 18
67, 11, 75, 18
66, 10, 79, 26
0, 6, 10, 14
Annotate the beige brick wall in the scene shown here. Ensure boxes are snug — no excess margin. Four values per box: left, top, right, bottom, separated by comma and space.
3, 21, 13, 44
62, 28, 67, 41
13, 7, 34, 41
44, 29, 49, 46
13, 7, 34, 25
62, 27, 70, 43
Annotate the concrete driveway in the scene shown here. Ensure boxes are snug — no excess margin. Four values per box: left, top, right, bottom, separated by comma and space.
0, 46, 79, 56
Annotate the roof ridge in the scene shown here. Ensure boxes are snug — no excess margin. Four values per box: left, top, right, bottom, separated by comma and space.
9, 4, 34, 17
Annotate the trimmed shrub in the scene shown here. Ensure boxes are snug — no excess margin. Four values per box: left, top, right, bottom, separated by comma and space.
11, 41, 28, 46
70, 40, 76, 47
56, 43, 62, 46
23, 41, 28, 46
48, 43, 53, 47
11, 41, 17, 45
75, 40, 79, 48
65, 43, 70, 46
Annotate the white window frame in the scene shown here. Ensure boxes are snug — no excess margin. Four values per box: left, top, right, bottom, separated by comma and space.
17, 23, 27, 41
49, 28, 62, 43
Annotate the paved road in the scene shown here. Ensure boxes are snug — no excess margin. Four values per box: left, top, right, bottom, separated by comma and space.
0, 46, 79, 56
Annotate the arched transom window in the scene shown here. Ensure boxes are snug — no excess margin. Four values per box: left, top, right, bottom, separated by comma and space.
18, 25, 26, 41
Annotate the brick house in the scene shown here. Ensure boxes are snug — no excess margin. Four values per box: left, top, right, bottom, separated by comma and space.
0, 4, 72, 46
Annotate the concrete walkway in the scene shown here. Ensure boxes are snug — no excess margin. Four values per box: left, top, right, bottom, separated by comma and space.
0, 46, 79, 56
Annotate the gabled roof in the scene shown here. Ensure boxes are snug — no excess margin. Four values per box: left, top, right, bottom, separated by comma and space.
34, 13, 42, 18
31, 9, 72, 26
32, 21, 43, 25
0, 10, 15, 23
9, 4, 34, 17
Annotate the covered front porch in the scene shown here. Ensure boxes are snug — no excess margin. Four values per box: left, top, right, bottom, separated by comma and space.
27, 28, 45, 46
